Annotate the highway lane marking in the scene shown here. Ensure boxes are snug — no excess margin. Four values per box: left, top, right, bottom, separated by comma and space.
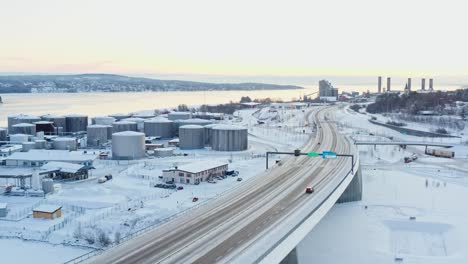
237, 239, 244, 245
216, 255, 223, 262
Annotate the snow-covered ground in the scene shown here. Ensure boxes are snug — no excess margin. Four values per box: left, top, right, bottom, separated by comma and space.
0, 106, 313, 263
298, 104, 468, 264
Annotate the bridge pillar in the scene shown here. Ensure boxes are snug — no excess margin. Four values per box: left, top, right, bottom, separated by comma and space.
280, 247, 298, 264
337, 164, 362, 203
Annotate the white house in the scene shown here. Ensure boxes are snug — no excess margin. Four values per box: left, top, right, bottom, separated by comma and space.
162, 161, 228, 185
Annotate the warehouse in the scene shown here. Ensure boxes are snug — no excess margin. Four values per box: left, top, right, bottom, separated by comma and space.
162, 161, 228, 184
40, 161, 92, 180
5, 149, 98, 166
33, 204, 62, 220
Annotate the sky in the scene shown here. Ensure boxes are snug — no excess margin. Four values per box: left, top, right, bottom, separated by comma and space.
1, 0, 467, 79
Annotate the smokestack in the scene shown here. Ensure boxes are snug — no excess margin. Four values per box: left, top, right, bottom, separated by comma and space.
421, 78, 426, 90
407, 78, 412, 92
387, 77, 391, 92
378, 76, 382, 93
429, 78, 433, 91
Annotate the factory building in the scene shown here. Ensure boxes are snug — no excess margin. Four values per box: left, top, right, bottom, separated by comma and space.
319, 80, 338, 101
112, 131, 145, 160
168, 112, 192, 121
5, 149, 97, 166
41, 161, 92, 180
87, 125, 109, 147
179, 125, 205, 149
211, 125, 248, 151
33, 204, 62, 220
144, 118, 174, 138
162, 161, 228, 185
53, 137, 77, 150
8, 115, 41, 132
11, 123, 36, 135
92, 116, 116, 126
64, 115, 88, 133
112, 121, 138, 133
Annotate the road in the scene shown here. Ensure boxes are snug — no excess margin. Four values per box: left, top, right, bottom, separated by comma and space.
91, 106, 352, 264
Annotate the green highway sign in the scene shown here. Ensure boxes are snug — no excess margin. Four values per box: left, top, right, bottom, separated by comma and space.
307, 152, 320, 157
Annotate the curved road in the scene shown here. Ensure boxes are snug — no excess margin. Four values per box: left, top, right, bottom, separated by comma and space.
91, 106, 351, 264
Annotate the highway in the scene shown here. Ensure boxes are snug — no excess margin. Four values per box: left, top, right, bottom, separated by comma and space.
91, 106, 352, 264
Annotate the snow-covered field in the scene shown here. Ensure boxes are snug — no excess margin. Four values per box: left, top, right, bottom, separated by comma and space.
0, 106, 313, 263
298, 105, 468, 264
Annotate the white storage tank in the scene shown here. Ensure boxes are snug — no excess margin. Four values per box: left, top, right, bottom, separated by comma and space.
87, 125, 109, 147
154, 147, 174, 158
41, 114, 66, 132
178, 118, 213, 127
64, 115, 88, 133
168, 112, 192, 121
11, 123, 36, 135
34, 140, 47, 149
144, 118, 174, 138
122, 118, 145, 132
112, 121, 138, 133
9, 134, 29, 143
92, 116, 116, 126
53, 137, 77, 150
112, 131, 145, 160
21, 142, 36, 152
179, 125, 205, 149
211, 124, 248, 151
8, 115, 41, 132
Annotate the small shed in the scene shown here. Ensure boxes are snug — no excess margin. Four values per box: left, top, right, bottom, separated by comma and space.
0, 203, 7, 217
33, 204, 62, 219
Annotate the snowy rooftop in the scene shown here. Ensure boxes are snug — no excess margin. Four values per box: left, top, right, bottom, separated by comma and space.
88, 124, 108, 128
113, 131, 145, 136
6, 150, 98, 162
53, 137, 76, 142
0, 167, 34, 177
33, 204, 62, 213
41, 161, 86, 174
212, 124, 246, 131
0, 203, 7, 209
64, 114, 87, 118
165, 161, 228, 174
179, 124, 204, 129
113, 121, 137, 125
11, 114, 41, 119
179, 118, 212, 124
34, 121, 54, 125
12, 123, 35, 127
145, 117, 173, 123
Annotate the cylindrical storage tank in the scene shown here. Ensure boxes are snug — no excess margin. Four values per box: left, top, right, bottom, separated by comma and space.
92, 116, 116, 126
154, 148, 174, 158
211, 125, 248, 151
87, 125, 109, 147
34, 121, 55, 134
203, 124, 218, 146
41, 114, 66, 132
42, 179, 54, 194
178, 118, 213, 127
168, 112, 192, 121
64, 115, 88, 133
9, 134, 29, 143
179, 125, 205, 149
112, 131, 145, 160
112, 121, 138, 133
144, 118, 174, 138
34, 140, 47, 149
105, 126, 113, 140
109, 113, 131, 121
8, 115, 41, 132
132, 113, 155, 119
121, 118, 145, 132
21, 142, 36, 152
0, 128, 7, 142
11, 123, 36, 135
53, 137, 77, 150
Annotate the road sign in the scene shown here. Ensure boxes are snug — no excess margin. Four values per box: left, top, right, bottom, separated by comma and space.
322, 151, 337, 159
307, 152, 320, 157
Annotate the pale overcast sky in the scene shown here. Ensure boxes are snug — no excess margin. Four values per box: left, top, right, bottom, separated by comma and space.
1, 0, 467, 77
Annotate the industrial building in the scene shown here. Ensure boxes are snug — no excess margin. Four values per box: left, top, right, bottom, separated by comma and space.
64, 115, 88, 133
33, 204, 62, 220
53, 137, 77, 150
112, 121, 138, 133
319, 80, 338, 101
162, 161, 228, 184
22, 142, 36, 152
41, 114, 66, 132
211, 125, 248, 151
5, 149, 97, 166
41, 161, 92, 180
144, 118, 174, 138
179, 125, 205, 149
168, 112, 192, 121
87, 125, 109, 147
34, 121, 56, 134
112, 131, 145, 160
153, 148, 174, 158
